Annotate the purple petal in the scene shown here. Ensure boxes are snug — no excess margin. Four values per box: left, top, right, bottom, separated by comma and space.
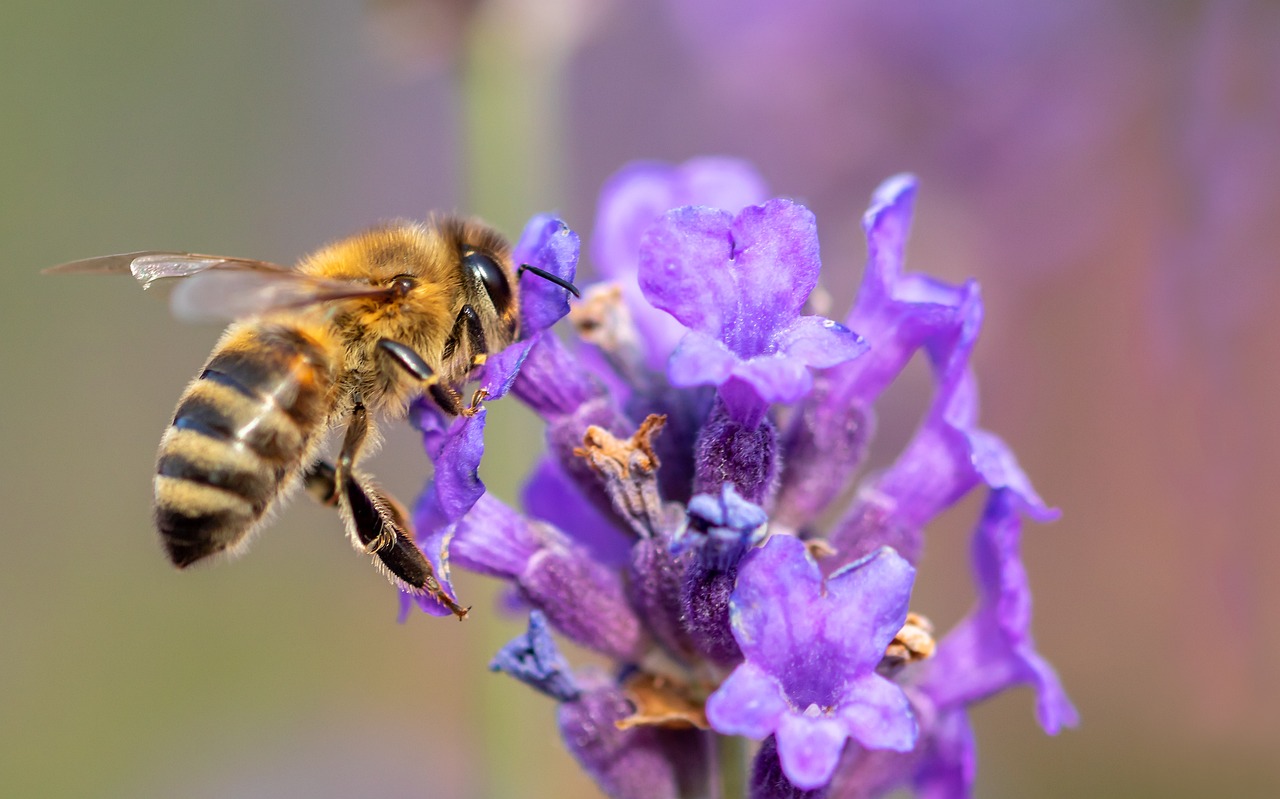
705, 661, 788, 738
476, 338, 534, 401
836, 673, 918, 752
638, 200, 821, 357
921, 490, 1078, 734
727, 535, 917, 733
512, 332, 611, 418
968, 428, 1059, 523
667, 330, 738, 388
728, 536, 824, 670
749, 736, 829, 799
513, 215, 579, 336
775, 712, 847, 790
826, 546, 917, 668
729, 355, 813, 406
592, 157, 769, 369
638, 205, 737, 338
431, 408, 487, 520
855, 174, 919, 313
775, 316, 868, 369
448, 492, 541, 579
721, 201, 822, 355
403, 408, 489, 617
829, 285, 1056, 564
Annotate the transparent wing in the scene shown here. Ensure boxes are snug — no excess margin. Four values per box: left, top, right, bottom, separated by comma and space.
43, 251, 292, 283
45, 251, 394, 322
169, 269, 393, 322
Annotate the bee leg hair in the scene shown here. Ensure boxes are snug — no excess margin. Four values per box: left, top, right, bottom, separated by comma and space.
312, 401, 468, 618
439, 304, 486, 363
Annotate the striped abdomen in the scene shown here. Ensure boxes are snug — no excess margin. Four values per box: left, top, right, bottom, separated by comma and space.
155, 324, 336, 567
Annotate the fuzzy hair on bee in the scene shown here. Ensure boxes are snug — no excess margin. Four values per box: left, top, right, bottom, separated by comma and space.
46, 215, 579, 617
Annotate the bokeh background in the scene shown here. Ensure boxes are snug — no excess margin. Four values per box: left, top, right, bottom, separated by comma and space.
3, 1, 1278, 797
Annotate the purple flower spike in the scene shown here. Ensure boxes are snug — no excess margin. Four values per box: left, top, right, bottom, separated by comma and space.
593, 157, 770, 369
706, 535, 918, 791
490, 610, 581, 703
638, 200, 867, 423
921, 490, 1078, 734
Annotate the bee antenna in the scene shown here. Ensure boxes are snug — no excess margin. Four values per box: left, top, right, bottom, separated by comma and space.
518, 264, 581, 298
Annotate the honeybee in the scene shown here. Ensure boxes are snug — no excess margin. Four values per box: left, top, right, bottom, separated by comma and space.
47, 217, 578, 617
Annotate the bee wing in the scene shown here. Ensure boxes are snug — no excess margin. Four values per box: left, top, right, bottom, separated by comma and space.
169, 270, 393, 322
46, 251, 394, 322
43, 251, 292, 282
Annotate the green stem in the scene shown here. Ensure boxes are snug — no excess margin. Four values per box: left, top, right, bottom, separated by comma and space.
716, 733, 748, 799
459, 12, 570, 799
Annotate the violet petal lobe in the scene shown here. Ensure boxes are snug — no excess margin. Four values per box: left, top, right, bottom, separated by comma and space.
704, 661, 788, 738
825, 545, 919, 669
750, 736, 829, 799
775, 712, 848, 791
639, 204, 738, 338
774, 316, 868, 370
921, 489, 1078, 734
666, 330, 739, 389
402, 405, 489, 617
514, 214, 579, 336
835, 672, 918, 752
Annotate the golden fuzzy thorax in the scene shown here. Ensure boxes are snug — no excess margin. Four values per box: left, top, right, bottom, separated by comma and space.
292, 216, 517, 422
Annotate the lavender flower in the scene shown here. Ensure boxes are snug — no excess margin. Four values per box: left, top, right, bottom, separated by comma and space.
410, 159, 1073, 798
706, 536, 918, 790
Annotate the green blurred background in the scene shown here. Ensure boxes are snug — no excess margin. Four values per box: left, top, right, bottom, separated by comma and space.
2, 2, 1278, 797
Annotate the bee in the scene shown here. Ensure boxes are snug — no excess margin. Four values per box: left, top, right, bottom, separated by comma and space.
47, 217, 578, 617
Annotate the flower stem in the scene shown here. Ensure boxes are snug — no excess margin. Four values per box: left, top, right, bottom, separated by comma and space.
716, 733, 748, 799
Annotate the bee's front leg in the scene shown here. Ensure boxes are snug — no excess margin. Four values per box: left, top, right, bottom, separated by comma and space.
377, 336, 476, 417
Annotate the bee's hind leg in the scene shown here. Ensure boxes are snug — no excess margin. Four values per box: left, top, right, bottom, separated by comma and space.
304, 398, 468, 618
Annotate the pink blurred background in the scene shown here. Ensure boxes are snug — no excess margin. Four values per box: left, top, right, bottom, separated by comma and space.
1, 1, 1277, 796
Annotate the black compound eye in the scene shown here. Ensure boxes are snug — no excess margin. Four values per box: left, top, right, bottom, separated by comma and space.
463, 250, 512, 315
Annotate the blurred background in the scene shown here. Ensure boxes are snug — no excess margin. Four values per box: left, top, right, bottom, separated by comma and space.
2, 1, 1277, 796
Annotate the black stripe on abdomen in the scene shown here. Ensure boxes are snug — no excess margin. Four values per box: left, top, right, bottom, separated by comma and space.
156, 452, 274, 512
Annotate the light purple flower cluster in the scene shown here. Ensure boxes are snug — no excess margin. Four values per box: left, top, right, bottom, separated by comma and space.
405, 158, 1076, 798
